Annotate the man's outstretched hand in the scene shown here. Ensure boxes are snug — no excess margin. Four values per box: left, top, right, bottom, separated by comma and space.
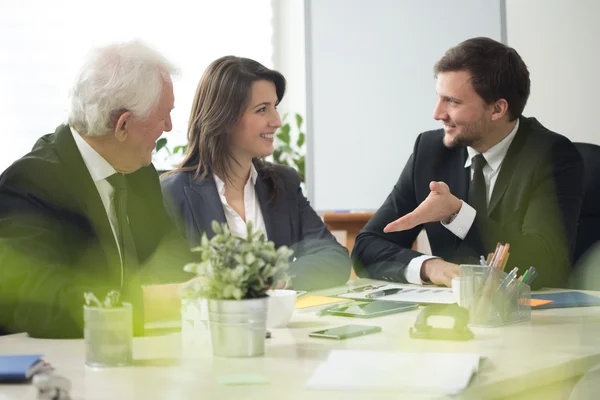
384, 181, 462, 232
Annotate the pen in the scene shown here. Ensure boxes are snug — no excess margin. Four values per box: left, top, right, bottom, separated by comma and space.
525, 268, 537, 285
490, 243, 503, 267
366, 288, 402, 299
497, 267, 518, 292
520, 270, 530, 284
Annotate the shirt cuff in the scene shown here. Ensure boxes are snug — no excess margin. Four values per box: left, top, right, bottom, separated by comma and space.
404, 255, 439, 284
441, 200, 476, 240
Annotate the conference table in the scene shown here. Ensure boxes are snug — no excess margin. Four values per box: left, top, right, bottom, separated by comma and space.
1, 279, 600, 399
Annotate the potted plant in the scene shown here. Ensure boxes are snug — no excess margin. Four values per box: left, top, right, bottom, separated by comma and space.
181, 221, 293, 357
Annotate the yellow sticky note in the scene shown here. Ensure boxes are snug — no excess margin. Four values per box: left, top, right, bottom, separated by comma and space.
295, 295, 347, 309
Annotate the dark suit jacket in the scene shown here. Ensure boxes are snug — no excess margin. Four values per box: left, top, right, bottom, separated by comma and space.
161, 164, 351, 291
0, 124, 192, 338
353, 117, 584, 289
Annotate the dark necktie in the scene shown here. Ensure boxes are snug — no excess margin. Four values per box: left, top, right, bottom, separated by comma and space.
468, 154, 488, 215
107, 173, 139, 285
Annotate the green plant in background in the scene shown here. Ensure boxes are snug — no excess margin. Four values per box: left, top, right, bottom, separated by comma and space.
272, 113, 306, 182
180, 221, 293, 301
154, 138, 187, 158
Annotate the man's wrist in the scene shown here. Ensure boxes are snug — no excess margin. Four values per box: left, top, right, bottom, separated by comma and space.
420, 259, 434, 282
443, 199, 463, 224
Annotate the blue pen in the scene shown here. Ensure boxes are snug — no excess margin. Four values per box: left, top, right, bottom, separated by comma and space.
497, 268, 518, 292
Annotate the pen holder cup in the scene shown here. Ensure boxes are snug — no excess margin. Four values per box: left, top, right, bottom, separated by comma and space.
459, 265, 531, 327
84, 303, 133, 367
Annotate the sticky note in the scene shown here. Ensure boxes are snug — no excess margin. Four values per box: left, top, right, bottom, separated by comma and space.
295, 295, 347, 309
218, 374, 269, 386
529, 299, 554, 307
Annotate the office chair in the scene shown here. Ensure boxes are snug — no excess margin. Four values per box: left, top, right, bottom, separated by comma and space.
572, 142, 600, 265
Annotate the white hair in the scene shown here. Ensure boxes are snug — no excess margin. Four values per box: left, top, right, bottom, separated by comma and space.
68, 39, 177, 136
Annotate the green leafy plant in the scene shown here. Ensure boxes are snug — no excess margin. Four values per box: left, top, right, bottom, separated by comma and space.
272, 113, 306, 182
83, 290, 122, 308
181, 221, 293, 301
154, 138, 187, 158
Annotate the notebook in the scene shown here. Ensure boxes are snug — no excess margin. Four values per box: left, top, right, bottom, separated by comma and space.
0, 354, 45, 382
531, 291, 600, 309
306, 350, 482, 395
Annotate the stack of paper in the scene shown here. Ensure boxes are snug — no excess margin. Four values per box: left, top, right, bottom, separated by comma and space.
339, 284, 455, 304
306, 350, 482, 395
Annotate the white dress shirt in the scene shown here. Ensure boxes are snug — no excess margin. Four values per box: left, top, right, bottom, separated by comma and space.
70, 126, 122, 271
213, 165, 268, 240
404, 119, 520, 284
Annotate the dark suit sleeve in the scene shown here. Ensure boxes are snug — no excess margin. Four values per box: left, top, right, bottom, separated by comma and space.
352, 138, 425, 282
0, 180, 112, 338
160, 175, 186, 239
458, 139, 583, 289
138, 223, 194, 285
285, 172, 352, 291
126, 168, 193, 285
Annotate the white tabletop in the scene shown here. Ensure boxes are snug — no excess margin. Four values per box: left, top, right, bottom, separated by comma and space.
1, 279, 600, 400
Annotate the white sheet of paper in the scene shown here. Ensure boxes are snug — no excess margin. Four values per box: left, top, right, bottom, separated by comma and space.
306, 350, 482, 395
339, 284, 456, 304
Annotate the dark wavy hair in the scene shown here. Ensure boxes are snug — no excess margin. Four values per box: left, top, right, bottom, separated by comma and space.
166, 56, 286, 201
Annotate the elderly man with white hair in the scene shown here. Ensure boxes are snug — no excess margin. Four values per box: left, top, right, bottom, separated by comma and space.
0, 39, 192, 338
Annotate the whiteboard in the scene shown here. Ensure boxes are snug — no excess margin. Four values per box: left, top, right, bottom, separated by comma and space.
305, 0, 504, 212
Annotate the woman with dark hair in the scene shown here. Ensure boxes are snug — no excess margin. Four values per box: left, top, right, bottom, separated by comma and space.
161, 56, 351, 290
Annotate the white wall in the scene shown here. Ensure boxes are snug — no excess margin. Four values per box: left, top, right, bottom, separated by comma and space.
0, 0, 274, 173
305, 0, 503, 212
506, 0, 600, 144
271, 0, 307, 126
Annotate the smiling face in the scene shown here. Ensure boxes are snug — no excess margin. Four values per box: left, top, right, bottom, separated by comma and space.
433, 70, 495, 149
230, 80, 282, 163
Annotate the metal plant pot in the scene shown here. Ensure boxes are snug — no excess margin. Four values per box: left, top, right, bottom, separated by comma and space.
207, 297, 268, 357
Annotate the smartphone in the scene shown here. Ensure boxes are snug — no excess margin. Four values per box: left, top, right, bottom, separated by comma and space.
322, 301, 418, 318
308, 324, 381, 340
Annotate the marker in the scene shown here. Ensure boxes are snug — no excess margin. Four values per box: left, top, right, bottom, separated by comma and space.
366, 288, 402, 299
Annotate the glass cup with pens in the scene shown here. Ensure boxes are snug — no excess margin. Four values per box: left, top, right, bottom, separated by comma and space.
459, 243, 535, 327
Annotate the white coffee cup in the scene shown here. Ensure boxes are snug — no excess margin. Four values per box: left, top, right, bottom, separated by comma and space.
266, 289, 297, 328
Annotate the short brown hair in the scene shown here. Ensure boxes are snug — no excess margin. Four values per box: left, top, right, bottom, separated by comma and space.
434, 37, 530, 120
167, 56, 286, 197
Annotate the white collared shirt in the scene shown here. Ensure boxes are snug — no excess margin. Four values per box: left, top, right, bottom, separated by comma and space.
70, 126, 122, 266
404, 119, 520, 285
213, 165, 268, 240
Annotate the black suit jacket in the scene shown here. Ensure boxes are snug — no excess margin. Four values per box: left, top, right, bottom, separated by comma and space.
0, 125, 192, 338
353, 117, 584, 289
161, 164, 351, 291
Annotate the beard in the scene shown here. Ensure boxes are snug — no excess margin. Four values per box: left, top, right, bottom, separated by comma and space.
443, 132, 477, 149
442, 120, 487, 149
